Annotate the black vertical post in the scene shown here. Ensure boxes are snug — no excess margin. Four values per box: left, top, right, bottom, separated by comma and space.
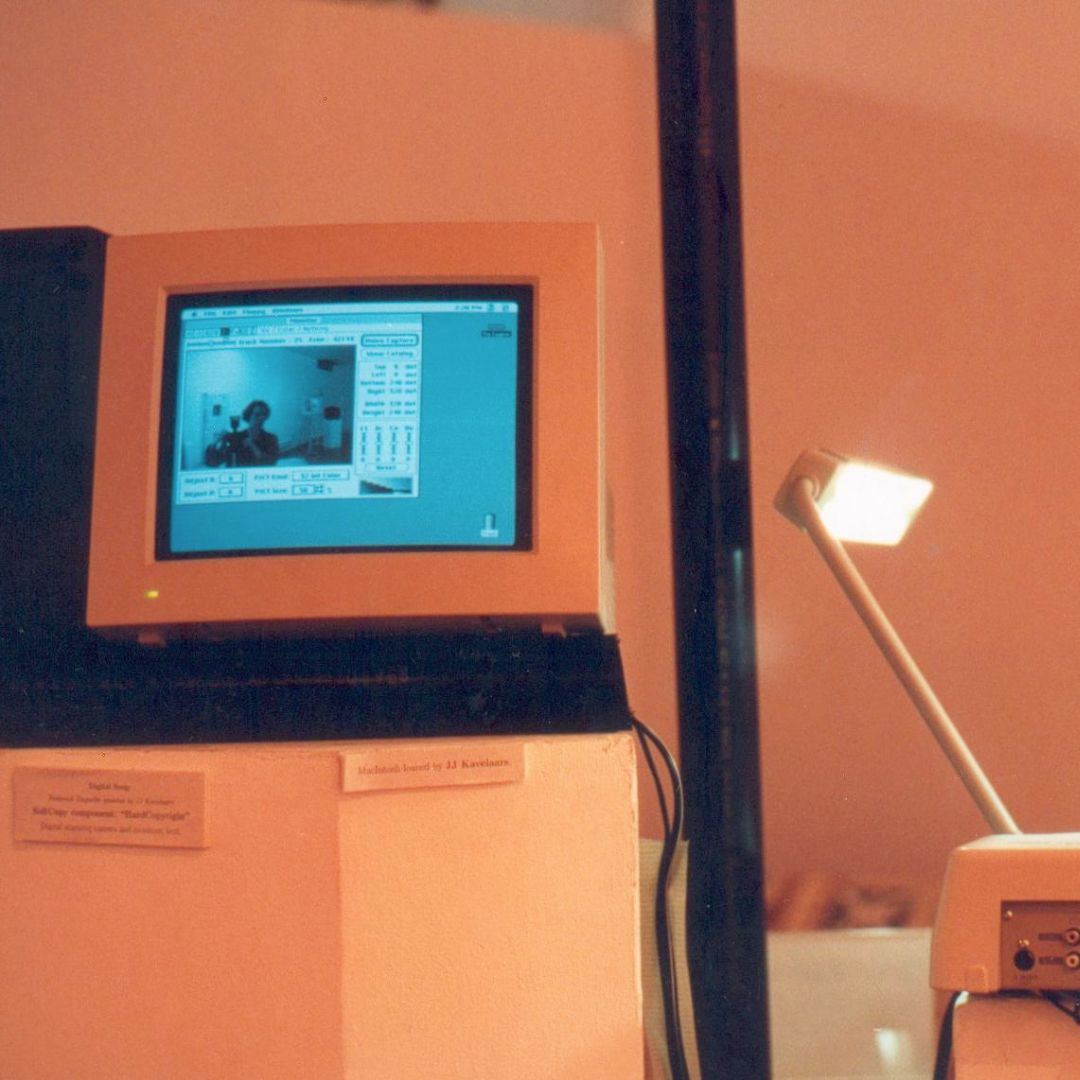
654, 3, 770, 1077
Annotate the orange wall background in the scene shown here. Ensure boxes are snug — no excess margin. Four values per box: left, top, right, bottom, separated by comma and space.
738, 1, 1080, 891
0, 2, 674, 835
8, 0, 1080, 902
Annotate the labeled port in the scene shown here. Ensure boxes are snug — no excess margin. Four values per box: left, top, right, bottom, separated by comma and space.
1014, 948, 1036, 972
1065, 952, 1080, 970
1065, 928, 1080, 946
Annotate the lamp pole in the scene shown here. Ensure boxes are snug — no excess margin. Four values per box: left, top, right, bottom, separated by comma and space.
788, 476, 1020, 836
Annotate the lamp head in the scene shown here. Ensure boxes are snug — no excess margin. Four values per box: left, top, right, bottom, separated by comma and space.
775, 449, 933, 545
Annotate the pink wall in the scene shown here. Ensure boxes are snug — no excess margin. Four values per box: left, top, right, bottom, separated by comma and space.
739, 3, 1080, 890
0, 2, 674, 835
11, 0, 1076, 900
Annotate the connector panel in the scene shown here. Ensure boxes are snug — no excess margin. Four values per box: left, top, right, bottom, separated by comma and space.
1000, 901, 1080, 990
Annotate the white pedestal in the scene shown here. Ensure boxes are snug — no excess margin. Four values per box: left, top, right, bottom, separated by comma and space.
0, 732, 643, 1079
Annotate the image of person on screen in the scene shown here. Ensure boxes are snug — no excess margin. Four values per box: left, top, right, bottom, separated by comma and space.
205, 400, 280, 467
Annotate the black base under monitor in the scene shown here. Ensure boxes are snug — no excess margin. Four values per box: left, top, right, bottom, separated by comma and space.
1, 629, 633, 748
0, 227, 629, 748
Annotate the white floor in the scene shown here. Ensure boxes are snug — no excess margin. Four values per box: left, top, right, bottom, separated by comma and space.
768, 928, 936, 1080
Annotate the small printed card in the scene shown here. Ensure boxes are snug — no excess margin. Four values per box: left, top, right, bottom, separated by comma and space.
341, 742, 525, 794
13, 767, 207, 849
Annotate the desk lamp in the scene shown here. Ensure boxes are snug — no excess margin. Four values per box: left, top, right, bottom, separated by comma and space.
776, 448, 1080, 1076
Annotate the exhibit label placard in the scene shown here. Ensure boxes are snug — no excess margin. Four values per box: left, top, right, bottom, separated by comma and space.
341, 743, 525, 793
13, 767, 207, 849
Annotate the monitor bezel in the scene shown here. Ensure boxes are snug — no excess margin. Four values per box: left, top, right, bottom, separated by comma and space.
155, 283, 534, 560
86, 222, 611, 639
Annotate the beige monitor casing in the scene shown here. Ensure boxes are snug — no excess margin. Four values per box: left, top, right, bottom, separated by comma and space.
86, 222, 612, 641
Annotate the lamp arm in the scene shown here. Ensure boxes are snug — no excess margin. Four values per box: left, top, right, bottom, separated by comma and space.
791, 477, 1021, 835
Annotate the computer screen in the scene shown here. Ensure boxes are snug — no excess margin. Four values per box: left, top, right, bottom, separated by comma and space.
158, 286, 532, 558
86, 222, 610, 640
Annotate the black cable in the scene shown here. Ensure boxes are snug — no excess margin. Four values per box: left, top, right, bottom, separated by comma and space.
933, 991, 963, 1080
636, 718, 672, 841
1041, 990, 1080, 1025
636, 718, 687, 1080
633, 717, 691, 1080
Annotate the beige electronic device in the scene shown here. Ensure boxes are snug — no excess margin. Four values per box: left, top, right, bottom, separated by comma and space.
775, 450, 1080, 1022
932, 833, 1080, 993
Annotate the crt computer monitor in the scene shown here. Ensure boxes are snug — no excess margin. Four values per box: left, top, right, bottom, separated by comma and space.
86, 222, 612, 642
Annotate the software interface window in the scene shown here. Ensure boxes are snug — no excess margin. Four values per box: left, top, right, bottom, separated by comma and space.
162, 290, 528, 556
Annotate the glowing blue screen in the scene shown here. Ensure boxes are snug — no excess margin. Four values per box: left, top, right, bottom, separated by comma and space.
158, 287, 531, 556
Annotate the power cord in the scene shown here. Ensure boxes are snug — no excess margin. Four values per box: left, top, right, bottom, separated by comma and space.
932, 990, 962, 1080
1041, 989, 1080, 1025
633, 717, 692, 1080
